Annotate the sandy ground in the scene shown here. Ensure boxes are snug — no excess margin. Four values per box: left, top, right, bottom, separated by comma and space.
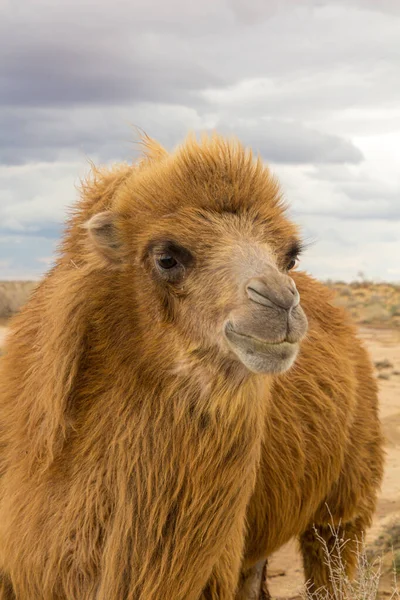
0, 325, 399, 597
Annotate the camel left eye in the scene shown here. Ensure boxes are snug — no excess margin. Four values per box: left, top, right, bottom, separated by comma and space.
157, 255, 178, 270
287, 258, 297, 271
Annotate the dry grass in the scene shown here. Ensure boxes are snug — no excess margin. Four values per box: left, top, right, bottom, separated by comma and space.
300, 520, 400, 600
326, 281, 400, 329
0, 281, 37, 321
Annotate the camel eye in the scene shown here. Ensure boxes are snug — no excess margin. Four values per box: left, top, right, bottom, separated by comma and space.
154, 252, 185, 283
285, 240, 303, 271
157, 255, 178, 270
149, 239, 193, 283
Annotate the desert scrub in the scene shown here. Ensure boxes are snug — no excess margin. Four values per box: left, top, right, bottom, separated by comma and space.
301, 520, 400, 600
326, 281, 400, 329
0, 281, 37, 320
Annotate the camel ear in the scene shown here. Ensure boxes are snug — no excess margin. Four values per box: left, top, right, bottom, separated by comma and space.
84, 211, 124, 266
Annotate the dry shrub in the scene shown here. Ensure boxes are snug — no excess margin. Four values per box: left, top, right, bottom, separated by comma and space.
301, 520, 400, 600
0, 281, 37, 320
326, 281, 400, 328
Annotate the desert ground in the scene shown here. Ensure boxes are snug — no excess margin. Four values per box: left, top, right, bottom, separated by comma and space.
0, 280, 399, 598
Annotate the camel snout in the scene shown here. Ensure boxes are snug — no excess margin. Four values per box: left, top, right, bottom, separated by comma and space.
246, 276, 300, 312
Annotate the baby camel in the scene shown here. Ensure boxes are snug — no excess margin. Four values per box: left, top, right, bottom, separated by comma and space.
0, 134, 383, 599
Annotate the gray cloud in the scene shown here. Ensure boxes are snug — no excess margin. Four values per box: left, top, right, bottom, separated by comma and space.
0, 107, 363, 166
295, 214, 400, 281
276, 162, 400, 222
0, 233, 58, 280
213, 119, 363, 164
2, 45, 222, 108
2, 0, 397, 172
3, 0, 400, 113
1, 0, 400, 281
2, 0, 228, 109
306, 165, 400, 218
229, 0, 400, 25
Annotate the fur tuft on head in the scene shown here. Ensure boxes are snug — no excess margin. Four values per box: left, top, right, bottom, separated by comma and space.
136, 131, 168, 166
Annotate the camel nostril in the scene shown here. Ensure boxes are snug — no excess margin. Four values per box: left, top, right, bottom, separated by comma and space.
246, 285, 276, 310
246, 277, 300, 311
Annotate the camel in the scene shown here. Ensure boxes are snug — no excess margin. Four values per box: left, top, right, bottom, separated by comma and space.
0, 134, 383, 599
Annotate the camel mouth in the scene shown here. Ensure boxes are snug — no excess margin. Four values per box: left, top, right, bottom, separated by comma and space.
225, 322, 292, 346
223, 321, 300, 374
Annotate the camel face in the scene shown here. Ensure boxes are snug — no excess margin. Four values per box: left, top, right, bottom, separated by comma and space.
86, 135, 308, 376
143, 217, 308, 374
136, 207, 307, 375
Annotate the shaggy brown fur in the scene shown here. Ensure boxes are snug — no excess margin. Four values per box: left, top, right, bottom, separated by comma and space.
0, 134, 383, 600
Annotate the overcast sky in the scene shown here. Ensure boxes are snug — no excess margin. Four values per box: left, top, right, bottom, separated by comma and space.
1, 0, 400, 281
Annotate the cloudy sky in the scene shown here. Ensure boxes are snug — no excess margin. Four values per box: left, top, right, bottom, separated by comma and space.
1, 0, 400, 281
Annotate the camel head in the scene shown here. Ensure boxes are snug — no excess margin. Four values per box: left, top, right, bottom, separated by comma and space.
84, 134, 308, 377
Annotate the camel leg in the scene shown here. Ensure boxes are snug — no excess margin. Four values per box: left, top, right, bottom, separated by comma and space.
235, 559, 270, 600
